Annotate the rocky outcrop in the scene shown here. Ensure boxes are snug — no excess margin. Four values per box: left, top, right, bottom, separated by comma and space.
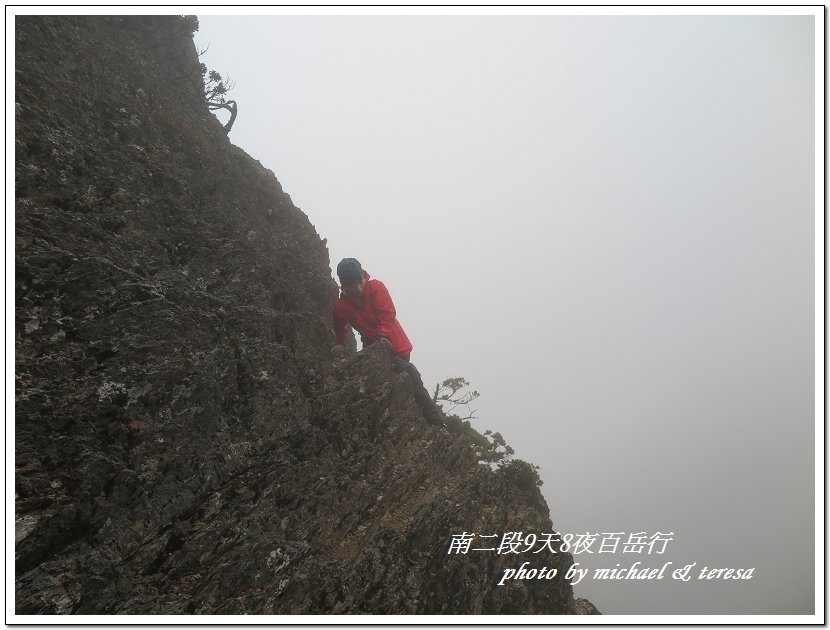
14, 16, 597, 614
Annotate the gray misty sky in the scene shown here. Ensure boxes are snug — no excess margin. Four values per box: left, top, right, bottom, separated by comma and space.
196, 12, 817, 616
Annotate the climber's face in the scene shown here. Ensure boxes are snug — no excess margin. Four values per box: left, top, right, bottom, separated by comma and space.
342, 277, 366, 300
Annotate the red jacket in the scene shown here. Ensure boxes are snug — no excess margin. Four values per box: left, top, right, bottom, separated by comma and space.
333, 271, 413, 357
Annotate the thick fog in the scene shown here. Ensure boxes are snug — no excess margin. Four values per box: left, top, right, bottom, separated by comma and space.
195, 12, 817, 616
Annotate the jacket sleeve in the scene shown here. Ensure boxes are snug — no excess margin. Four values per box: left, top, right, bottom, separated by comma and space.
333, 303, 348, 345
371, 281, 397, 339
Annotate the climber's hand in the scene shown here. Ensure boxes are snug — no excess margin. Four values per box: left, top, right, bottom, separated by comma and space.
377, 337, 393, 353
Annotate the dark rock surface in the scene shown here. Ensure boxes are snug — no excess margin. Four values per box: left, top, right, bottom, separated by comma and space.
14, 16, 598, 615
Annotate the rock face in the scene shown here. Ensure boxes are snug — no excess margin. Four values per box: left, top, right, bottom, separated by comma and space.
14, 16, 597, 615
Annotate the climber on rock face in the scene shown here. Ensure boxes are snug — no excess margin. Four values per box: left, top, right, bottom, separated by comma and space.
333, 258, 444, 427
333, 257, 413, 360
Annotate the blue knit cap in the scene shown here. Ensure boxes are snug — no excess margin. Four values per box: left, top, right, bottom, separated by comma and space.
337, 258, 363, 285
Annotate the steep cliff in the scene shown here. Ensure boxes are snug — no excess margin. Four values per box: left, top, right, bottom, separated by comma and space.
14, 16, 598, 615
